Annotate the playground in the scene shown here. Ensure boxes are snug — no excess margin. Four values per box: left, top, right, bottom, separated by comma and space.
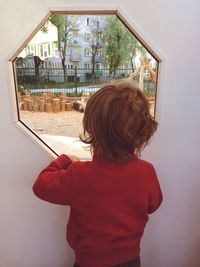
17, 58, 157, 157
20, 110, 91, 158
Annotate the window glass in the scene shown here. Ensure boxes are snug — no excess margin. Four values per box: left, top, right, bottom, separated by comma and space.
13, 13, 159, 158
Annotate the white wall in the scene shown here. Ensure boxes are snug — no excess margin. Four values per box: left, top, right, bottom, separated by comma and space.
0, 1, 200, 267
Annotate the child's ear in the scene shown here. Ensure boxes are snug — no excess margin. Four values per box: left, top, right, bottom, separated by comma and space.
136, 152, 141, 158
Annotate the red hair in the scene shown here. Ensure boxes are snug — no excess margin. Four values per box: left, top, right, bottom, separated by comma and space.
80, 81, 158, 163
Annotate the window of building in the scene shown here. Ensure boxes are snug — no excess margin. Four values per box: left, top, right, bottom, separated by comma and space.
97, 50, 102, 56
40, 45, 43, 57
97, 20, 99, 29
84, 48, 90, 56
34, 45, 36, 55
66, 47, 71, 56
84, 63, 90, 69
27, 46, 31, 55
48, 44, 51, 56
84, 32, 90, 41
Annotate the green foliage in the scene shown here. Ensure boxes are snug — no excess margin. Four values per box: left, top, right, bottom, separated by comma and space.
30, 92, 43, 96
41, 24, 48, 34
101, 17, 131, 75
101, 16, 149, 75
18, 85, 26, 95
50, 15, 66, 50
67, 92, 83, 97
50, 15, 78, 53
49, 15, 79, 83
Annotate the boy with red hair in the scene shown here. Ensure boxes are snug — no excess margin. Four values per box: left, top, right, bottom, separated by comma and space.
33, 81, 162, 267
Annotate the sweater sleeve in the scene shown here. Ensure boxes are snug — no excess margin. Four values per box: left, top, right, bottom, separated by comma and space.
32, 154, 74, 205
148, 165, 163, 214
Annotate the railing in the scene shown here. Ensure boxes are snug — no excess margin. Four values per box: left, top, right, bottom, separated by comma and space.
16, 65, 155, 97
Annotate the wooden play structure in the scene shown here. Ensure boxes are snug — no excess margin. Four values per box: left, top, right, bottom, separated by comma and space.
126, 57, 156, 88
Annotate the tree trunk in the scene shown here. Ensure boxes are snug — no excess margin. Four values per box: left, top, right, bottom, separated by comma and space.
34, 56, 41, 84
61, 35, 67, 84
91, 54, 95, 83
62, 58, 67, 84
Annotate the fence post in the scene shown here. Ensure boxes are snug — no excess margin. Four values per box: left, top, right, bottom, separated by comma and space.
75, 66, 78, 96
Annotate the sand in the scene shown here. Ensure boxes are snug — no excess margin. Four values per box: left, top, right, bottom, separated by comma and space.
19, 102, 155, 159
20, 110, 84, 137
20, 110, 91, 159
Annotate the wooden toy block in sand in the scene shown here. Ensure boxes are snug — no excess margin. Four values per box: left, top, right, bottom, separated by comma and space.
33, 104, 39, 112
53, 98, 60, 113
39, 99, 45, 112
44, 92, 54, 103
60, 100, 66, 112
60, 93, 66, 102
65, 102, 72, 111
45, 103, 53, 113
32, 96, 38, 105
28, 99, 34, 111
23, 98, 29, 111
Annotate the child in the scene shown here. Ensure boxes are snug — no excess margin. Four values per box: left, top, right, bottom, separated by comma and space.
33, 81, 162, 267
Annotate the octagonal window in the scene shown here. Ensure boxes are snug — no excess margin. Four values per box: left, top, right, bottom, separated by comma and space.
12, 11, 160, 158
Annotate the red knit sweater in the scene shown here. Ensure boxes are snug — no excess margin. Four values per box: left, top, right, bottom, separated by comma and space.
33, 154, 162, 267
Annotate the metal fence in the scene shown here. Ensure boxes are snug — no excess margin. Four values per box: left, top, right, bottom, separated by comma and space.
16, 64, 155, 96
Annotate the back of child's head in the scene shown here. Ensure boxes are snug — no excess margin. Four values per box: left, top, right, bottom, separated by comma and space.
80, 81, 158, 163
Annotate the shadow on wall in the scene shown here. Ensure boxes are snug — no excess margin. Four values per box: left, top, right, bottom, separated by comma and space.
140, 181, 200, 267
182, 185, 200, 267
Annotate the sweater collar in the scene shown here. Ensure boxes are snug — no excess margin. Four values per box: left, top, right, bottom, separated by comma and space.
92, 153, 138, 166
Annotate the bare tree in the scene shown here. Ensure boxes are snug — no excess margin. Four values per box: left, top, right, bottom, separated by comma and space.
88, 17, 103, 82
50, 15, 78, 83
